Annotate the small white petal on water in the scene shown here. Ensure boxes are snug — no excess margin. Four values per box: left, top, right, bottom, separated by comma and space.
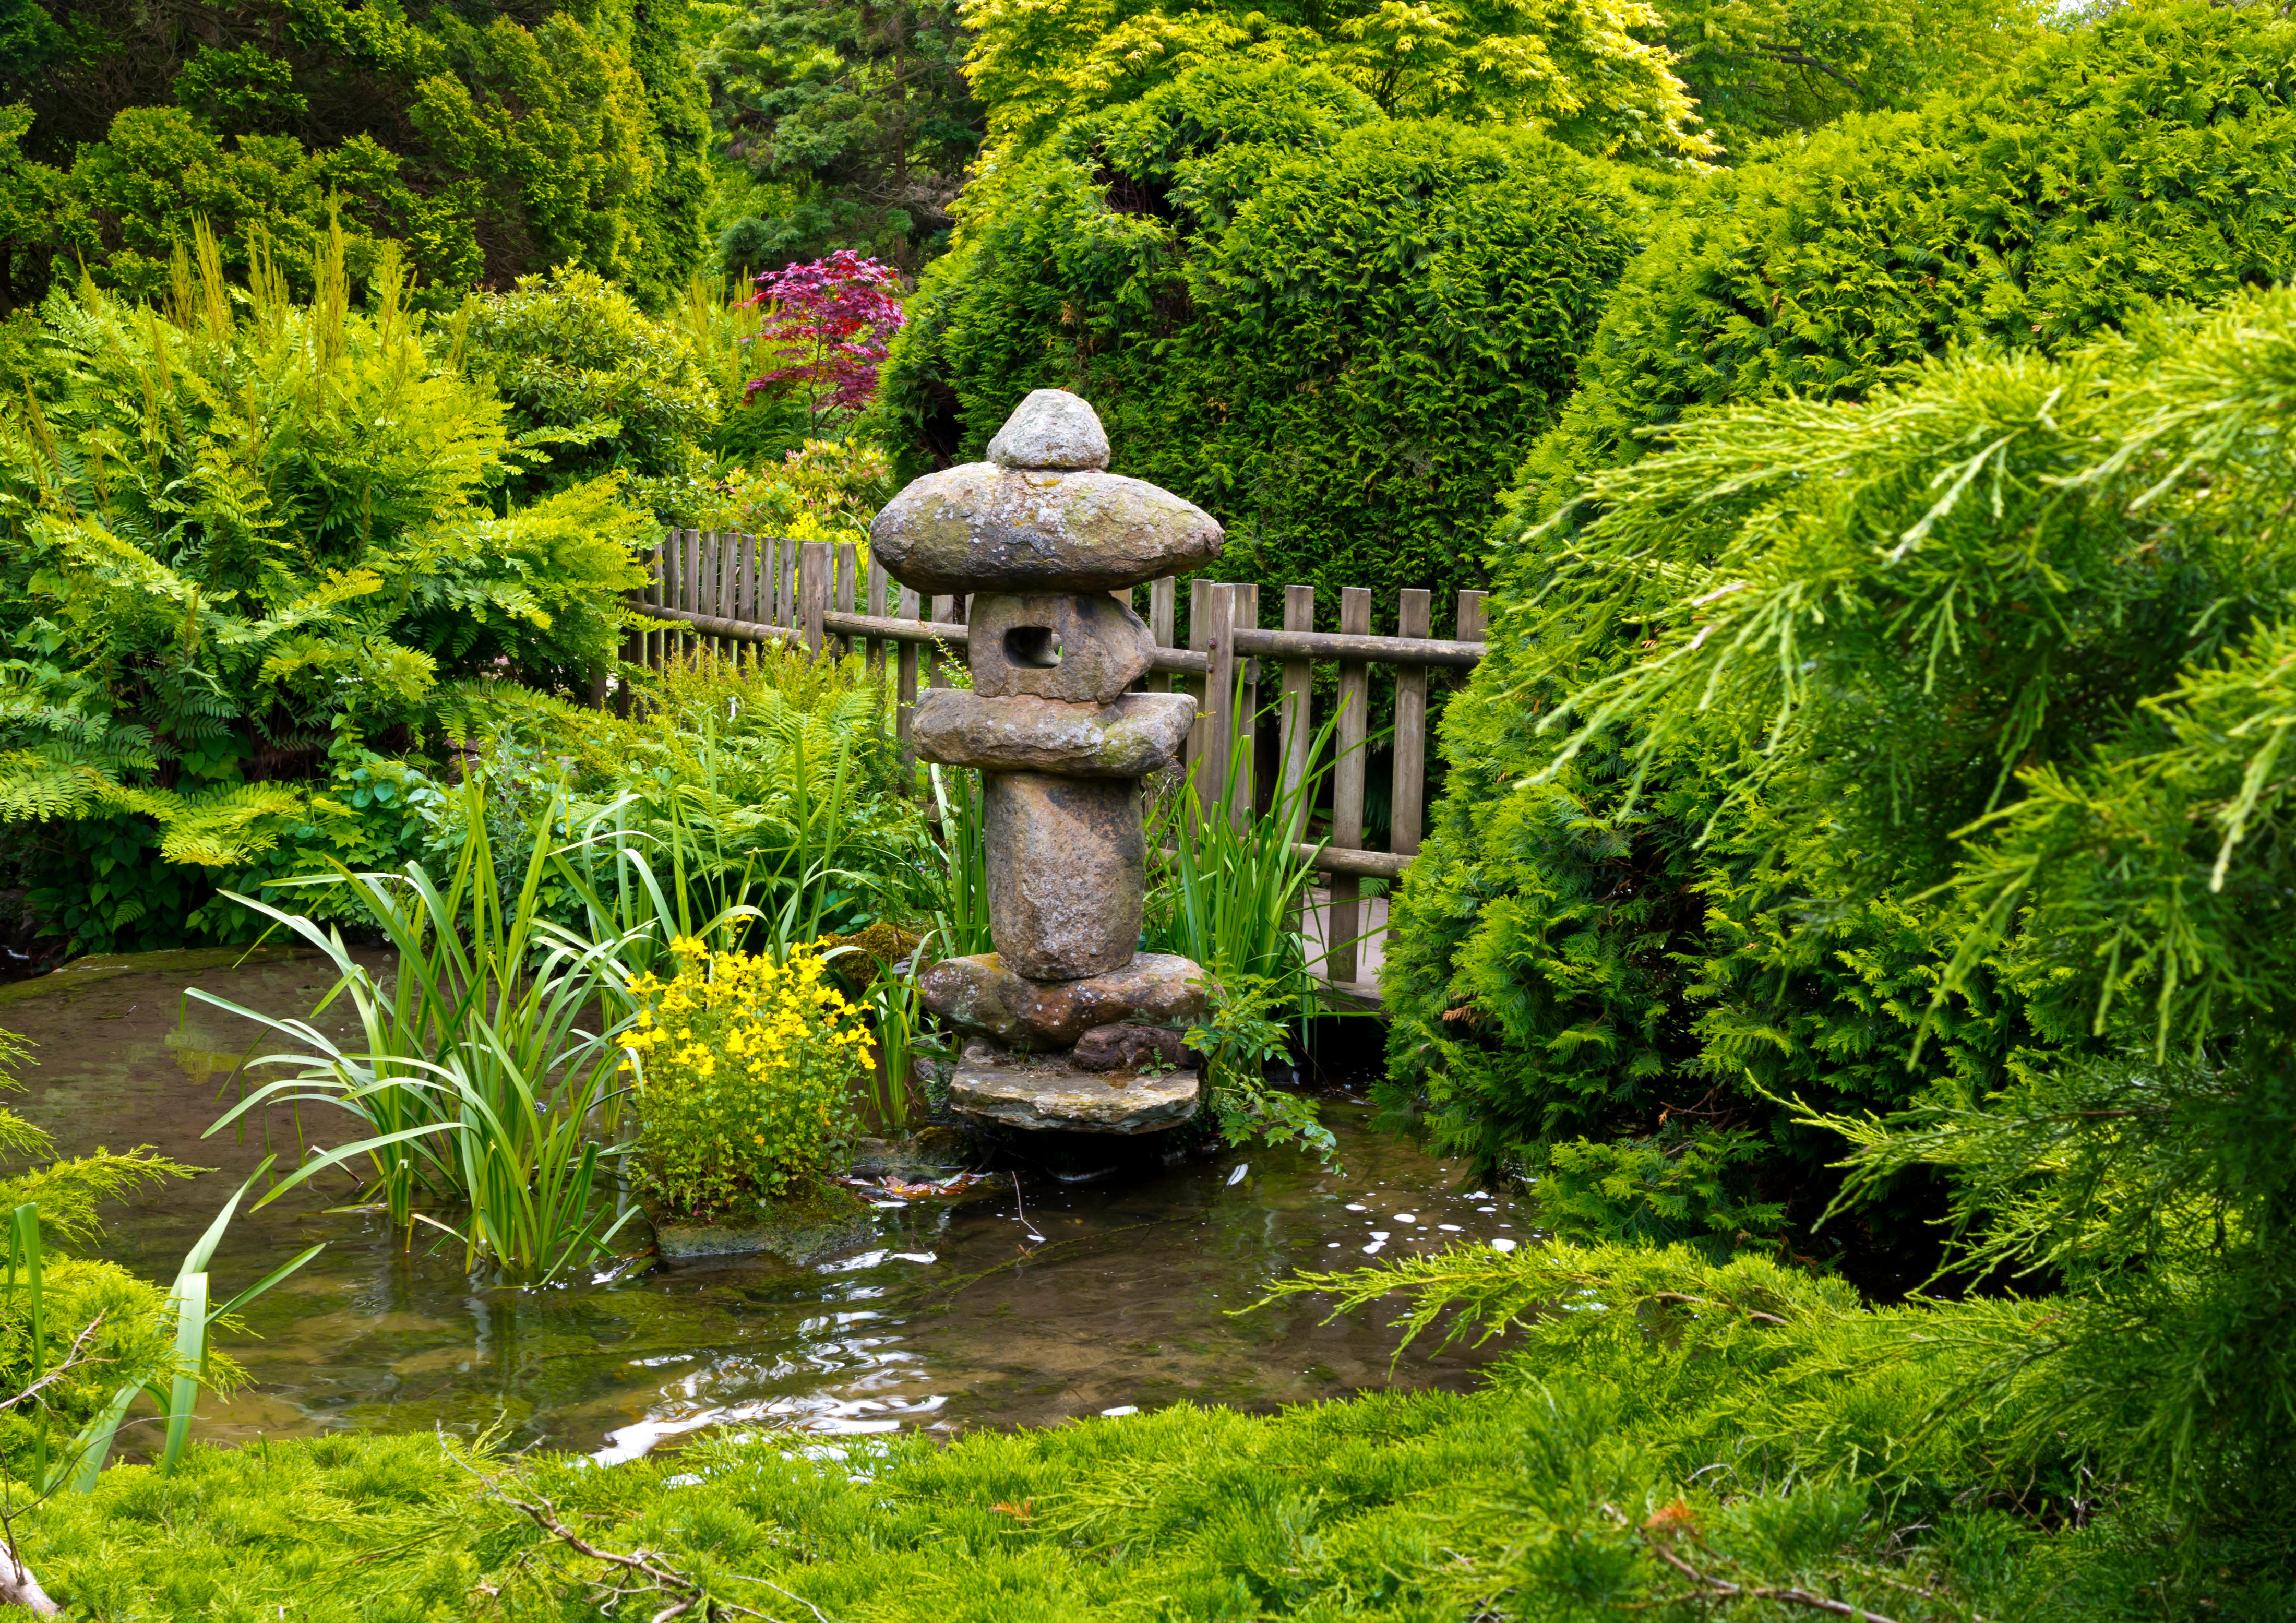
1362, 1241, 1385, 1255
1393, 1213, 1416, 1223
1490, 1237, 1518, 1253
1437, 1224, 1462, 1232
1227, 1164, 1250, 1186
1100, 1406, 1140, 1417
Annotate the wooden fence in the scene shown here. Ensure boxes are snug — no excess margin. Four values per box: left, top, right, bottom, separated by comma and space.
624, 530, 1488, 993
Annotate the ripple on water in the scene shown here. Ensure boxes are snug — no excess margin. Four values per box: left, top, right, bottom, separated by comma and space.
1, 950, 1522, 1461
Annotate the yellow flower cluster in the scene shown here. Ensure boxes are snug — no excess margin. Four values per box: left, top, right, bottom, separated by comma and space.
620, 939, 871, 1220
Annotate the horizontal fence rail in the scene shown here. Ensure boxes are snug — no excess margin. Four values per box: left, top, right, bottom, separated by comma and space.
624, 530, 1486, 995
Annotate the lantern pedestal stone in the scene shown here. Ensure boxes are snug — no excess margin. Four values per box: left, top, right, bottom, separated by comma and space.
873, 390, 1223, 1133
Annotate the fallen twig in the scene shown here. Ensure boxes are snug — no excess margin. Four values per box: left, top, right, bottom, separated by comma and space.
445, 1440, 769, 1622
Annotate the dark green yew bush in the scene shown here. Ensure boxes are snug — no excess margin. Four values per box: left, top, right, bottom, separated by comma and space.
878, 60, 1639, 635
1527, 1, 2296, 503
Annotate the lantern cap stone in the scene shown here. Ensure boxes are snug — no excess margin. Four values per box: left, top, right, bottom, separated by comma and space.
987, 389, 1110, 470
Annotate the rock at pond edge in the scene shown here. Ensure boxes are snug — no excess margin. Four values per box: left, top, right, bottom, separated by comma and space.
949, 1054, 1200, 1134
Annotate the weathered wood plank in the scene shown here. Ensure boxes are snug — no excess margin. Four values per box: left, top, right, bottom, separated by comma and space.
833, 542, 857, 655
1149, 576, 1177, 695
1231, 582, 1258, 829
1277, 584, 1314, 830
896, 586, 922, 751
1456, 589, 1487, 644
1393, 587, 1430, 857
799, 542, 830, 653
1200, 581, 1236, 826
1327, 586, 1371, 985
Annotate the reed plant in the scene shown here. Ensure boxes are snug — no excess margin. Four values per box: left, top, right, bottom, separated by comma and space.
924, 767, 992, 957
1147, 688, 1340, 1024
199, 778, 638, 1283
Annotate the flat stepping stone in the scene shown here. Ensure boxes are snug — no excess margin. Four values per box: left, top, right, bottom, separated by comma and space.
949, 1055, 1200, 1134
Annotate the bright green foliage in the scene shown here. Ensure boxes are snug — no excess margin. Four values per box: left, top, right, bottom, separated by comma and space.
959, 0, 1714, 165
456, 267, 725, 509
448, 645, 930, 953
1527, 1, 2296, 505
0, 236, 649, 950
1654, 0, 2039, 153
2, 0, 709, 311
16, 1238, 2289, 1618
1394, 284, 2296, 1532
880, 59, 1637, 631
702, 0, 983, 272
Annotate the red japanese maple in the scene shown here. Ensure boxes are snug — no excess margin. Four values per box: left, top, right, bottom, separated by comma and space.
743, 252, 906, 426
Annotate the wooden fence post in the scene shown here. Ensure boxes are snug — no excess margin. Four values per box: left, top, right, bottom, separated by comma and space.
779, 538, 798, 631
928, 596, 954, 687
799, 541, 829, 654
1230, 583, 1258, 828
896, 586, 922, 755
833, 542, 857, 657
1194, 583, 1212, 798
714, 530, 735, 658
1327, 586, 1372, 985
1149, 577, 1177, 695
1198, 582, 1236, 826
866, 559, 888, 668
1457, 589, 1487, 644
1392, 588, 1431, 858
684, 529, 704, 663
1277, 585, 1314, 828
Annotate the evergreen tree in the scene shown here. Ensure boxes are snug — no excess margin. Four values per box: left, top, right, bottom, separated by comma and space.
702, 0, 983, 273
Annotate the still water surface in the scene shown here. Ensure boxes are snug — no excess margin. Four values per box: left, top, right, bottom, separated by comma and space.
0, 948, 1519, 1460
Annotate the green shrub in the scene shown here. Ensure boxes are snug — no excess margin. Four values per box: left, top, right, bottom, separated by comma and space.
455, 266, 725, 514
1386, 282, 2296, 1250
878, 58, 1640, 635
623, 939, 869, 1220
1528, 1, 2296, 505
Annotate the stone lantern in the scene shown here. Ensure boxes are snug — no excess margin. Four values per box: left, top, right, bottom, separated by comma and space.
870, 390, 1220, 1132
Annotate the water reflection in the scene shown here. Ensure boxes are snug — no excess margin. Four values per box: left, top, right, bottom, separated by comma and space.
0, 949, 1523, 1460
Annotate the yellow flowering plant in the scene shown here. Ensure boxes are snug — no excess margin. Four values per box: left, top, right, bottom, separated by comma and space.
619, 939, 870, 1221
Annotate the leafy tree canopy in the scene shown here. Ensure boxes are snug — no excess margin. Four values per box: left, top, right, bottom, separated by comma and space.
958, 0, 1715, 164
954, 0, 2038, 170
0, 0, 711, 313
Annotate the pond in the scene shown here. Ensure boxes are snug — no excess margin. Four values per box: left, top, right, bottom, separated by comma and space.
0, 949, 1522, 1461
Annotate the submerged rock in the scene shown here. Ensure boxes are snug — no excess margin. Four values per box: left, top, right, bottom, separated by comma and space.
911, 690, 1196, 777
646, 1184, 876, 1264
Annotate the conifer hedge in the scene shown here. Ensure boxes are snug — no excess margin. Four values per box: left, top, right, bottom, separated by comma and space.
1386, 3, 2296, 1250
877, 61, 1639, 634
1525, 1, 2296, 499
